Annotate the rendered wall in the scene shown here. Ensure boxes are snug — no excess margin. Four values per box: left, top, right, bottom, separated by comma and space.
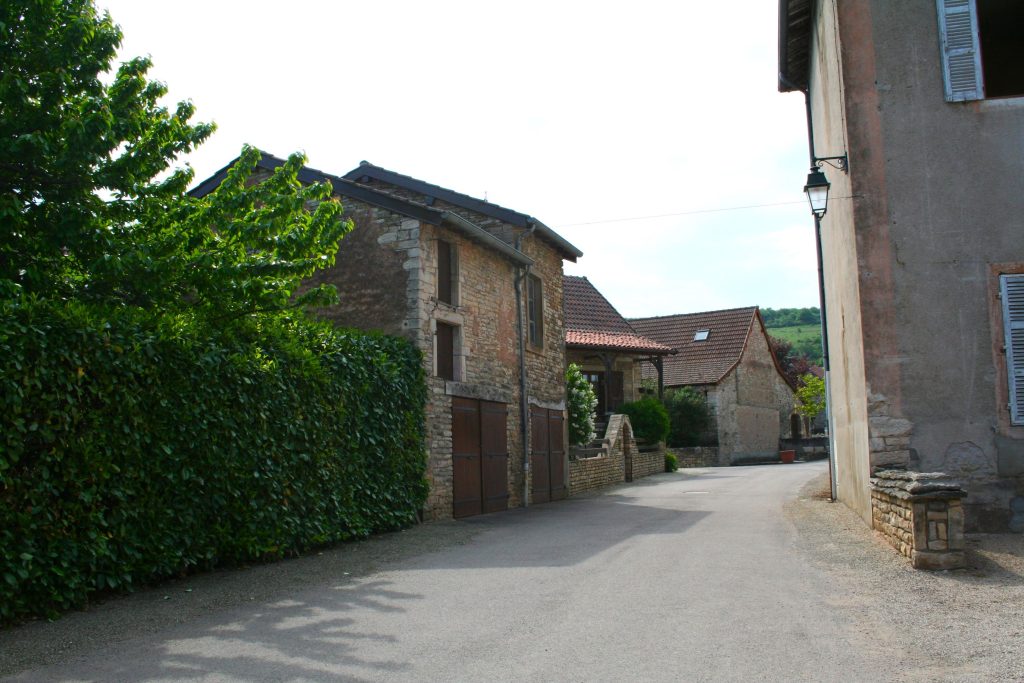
825, 1, 1024, 530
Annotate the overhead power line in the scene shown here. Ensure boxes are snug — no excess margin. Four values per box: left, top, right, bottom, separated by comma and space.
553, 196, 854, 228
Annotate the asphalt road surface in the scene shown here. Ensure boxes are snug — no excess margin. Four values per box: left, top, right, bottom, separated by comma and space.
4, 462, 899, 681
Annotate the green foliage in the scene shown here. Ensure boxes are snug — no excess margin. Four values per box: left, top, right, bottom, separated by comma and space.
0, 1, 350, 313
619, 397, 669, 444
795, 373, 827, 420
0, 300, 427, 624
665, 451, 679, 473
761, 307, 820, 327
765, 324, 823, 366
663, 388, 711, 447
566, 363, 598, 446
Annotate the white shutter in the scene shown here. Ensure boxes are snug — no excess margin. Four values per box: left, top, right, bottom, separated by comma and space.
1000, 274, 1024, 425
936, 0, 984, 101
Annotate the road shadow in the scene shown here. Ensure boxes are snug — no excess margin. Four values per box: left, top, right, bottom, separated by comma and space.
13, 577, 425, 682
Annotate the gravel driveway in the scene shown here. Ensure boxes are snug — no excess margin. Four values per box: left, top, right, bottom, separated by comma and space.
785, 473, 1024, 682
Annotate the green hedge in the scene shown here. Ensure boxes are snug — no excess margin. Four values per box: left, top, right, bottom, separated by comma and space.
619, 397, 670, 444
0, 299, 427, 623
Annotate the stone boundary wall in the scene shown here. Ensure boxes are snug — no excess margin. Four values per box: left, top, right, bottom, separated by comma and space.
673, 447, 721, 468
569, 414, 659, 496
568, 452, 623, 496
871, 470, 966, 570
630, 448, 665, 480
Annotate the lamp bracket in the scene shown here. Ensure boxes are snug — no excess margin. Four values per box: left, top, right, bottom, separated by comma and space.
814, 154, 849, 173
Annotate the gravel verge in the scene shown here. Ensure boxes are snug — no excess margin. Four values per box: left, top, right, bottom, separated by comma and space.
0, 520, 481, 678
785, 472, 1024, 682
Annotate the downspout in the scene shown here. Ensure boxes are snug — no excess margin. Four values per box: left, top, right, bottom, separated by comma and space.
514, 223, 537, 509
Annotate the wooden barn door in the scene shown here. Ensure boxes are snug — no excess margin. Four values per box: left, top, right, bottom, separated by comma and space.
531, 406, 566, 504
452, 397, 508, 518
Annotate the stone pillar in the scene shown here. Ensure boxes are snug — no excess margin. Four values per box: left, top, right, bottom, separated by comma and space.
870, 470, 967, 570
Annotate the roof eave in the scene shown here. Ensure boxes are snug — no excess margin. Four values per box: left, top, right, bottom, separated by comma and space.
778, 0, 813, 93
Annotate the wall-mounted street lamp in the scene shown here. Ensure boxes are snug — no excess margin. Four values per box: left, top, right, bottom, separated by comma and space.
802, 153, 846, 504
803, 155, 848, 218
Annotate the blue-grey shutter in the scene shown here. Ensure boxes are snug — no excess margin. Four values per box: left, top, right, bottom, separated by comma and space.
1000, 274, 1024, 425
936, 0, 984, 101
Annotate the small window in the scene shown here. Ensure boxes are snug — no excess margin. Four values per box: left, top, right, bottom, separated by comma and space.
1000, 274, 1024, 425
694, 330, 709, 341
937, 0, 1024, 101
437, 240, 458, 306
527, 274, 544, 349
436, 322, 456, 381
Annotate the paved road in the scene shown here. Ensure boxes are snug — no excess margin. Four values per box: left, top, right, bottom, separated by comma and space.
6, 462, 894, 682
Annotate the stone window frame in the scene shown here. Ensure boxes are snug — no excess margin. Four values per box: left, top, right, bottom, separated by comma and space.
434, 317, 463, 382
526, 273, 544, 350
988, 262, 1024, 436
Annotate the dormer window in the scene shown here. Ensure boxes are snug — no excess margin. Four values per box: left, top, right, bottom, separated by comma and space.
694, 330, 709, 342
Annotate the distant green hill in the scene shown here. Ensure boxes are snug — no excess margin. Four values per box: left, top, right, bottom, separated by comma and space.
766, 324, 823, 366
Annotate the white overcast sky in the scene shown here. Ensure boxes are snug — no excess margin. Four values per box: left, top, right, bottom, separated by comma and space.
99, 0, 815, 317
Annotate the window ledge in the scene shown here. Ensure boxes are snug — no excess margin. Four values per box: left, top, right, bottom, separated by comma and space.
978, 95, 1024, 111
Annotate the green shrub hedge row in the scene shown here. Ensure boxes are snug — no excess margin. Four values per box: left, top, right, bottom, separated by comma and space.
0, 299, 427, 623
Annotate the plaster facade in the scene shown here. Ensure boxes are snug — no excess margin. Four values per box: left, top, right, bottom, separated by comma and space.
793, 1, 1024, 530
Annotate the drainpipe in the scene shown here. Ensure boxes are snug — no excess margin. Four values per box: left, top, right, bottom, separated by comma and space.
514, 224, 537, 509
788, 79, 838, 503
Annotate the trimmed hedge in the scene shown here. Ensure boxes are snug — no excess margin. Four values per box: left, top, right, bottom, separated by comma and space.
0, 299, 427, 623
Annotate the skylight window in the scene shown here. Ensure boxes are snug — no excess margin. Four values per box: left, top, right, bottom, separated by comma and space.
694, 330, 709, 341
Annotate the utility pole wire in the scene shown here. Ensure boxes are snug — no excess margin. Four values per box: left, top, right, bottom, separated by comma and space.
554, 196, 856, 228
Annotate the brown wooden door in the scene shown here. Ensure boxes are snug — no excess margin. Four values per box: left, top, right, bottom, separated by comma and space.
531, 407, 567, 504
480, 401, 509, 514
452, 398, 508, 518
547, 409, 566, 501
530, 406, 551, 504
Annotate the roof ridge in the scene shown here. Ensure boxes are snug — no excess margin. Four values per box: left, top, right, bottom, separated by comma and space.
347, 161, 532, 221
629, 305, 759, 322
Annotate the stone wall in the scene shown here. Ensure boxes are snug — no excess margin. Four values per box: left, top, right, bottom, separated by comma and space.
630, 448, 665, 480
569, 450, 624, 497
870, 470, 966, 570
673, 447, 722, 468
304, 204, 415, 338
568, 415, 666, 494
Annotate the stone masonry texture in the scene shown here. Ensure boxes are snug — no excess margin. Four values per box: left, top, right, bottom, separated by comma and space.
309, 181, 570, 520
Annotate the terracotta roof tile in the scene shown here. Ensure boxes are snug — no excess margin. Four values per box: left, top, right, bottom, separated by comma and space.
630, 307, 759, 385
564, 276, 673, 354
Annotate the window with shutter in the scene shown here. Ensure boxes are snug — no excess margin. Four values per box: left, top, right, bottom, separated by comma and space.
937, 0, 984, 101
437, 240, 458, 306
937, 0, 1024, 101
1000, 274, 1024, 425
527, 274, 544, 349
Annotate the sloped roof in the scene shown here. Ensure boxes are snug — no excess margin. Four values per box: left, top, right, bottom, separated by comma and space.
630, 307, 760, 386
564, 276, 673, 354
189, 151, 533, 267
344, 161, 582, 262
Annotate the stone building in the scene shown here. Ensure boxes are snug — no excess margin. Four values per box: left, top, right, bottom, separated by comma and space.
563, 275, 675, 418
631, 307, 796, 464
778, 0, 1024, 531
193, 154, 582, 519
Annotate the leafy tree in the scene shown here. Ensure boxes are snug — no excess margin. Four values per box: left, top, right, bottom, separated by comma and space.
663, 387, 711, 447
566, 363, 598, 446
795, 373, 826, 420
0, 0, 349, 314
